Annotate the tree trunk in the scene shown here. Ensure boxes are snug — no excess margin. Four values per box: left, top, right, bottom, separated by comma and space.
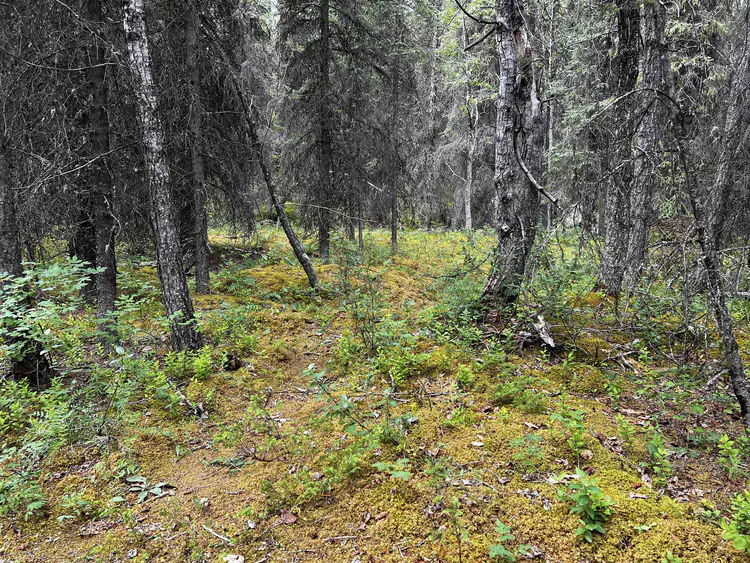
705, 12, 749, 250
462, 17, 475, 232
681, 8, 750, 426
70, 204, 97, 302
482, 0, 540, 306
83, 0, 117, 320
0, 149, 21, 277
598, 0, 640, 296
0, 144, 52, 388
186, 0, 210, 294
390, 13, 402, 256
358, 188, 364, 251
199, 18, 319, 289
124, 0, 201, 351
245, 106, 319, 289
682, 150, 750, 427
318, 0, 333, 262
625, 0, 670, 285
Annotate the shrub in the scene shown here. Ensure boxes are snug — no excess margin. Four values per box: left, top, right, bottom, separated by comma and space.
493, 376, 548, 413
0, 259, 98, 371
555, 469, 616, 543
551, 408, 586, 456
722, 490, 750, 553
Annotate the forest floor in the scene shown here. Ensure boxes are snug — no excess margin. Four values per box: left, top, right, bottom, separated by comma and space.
1, 228, 750, 563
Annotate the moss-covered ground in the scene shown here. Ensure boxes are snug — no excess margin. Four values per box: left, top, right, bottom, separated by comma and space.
1, 227, 749, 562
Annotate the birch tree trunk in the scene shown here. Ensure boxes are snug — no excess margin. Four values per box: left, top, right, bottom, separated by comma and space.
462, 16, 475, 232
124, 0, 202, 351
84, 0, 117, 319
186, 0, 210, 294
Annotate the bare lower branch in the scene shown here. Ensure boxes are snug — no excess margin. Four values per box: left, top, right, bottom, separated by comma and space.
513, 131, 560, 209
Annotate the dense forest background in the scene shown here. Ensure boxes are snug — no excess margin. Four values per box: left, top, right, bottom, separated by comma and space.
1, 0, 750, 561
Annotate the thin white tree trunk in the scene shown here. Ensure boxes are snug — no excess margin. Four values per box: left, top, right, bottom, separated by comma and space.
124, 0, 201, 351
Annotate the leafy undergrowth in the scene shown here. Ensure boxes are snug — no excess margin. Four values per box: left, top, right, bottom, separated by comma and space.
1, 228, 749, 563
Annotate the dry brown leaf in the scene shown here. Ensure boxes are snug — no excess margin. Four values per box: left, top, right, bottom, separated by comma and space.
279, 510, 297, 525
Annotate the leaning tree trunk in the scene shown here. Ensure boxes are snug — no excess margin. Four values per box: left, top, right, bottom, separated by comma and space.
199, 19, 319, 289
318, 0, 333, 262
84, 0, 117, 319
625, 0, 670, 285
186, 0, 210, 294
124, 0, 201, 351
244, 103, 319, 290
0, 144, 52, 388
598, 0, 640, 296
683, 8, 750, 427
482, 0, 540, 306
682, 150, 750, 427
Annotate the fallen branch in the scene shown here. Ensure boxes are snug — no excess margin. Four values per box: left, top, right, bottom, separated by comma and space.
202, 525, 234, 546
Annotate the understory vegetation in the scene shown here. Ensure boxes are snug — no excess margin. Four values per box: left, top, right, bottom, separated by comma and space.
1, 227, 749, 562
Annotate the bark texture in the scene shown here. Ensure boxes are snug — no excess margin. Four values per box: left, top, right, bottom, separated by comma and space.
599, 0, 640, 296
625, 0, 671, 284
391, 13, 402, 255
70, 203, 97, 302
186, 0, 210, 294
124, 0, 202, 351
318, 0, 333, 262
706, 15, 750, 250
482, 0, 541, 305
0, 145, 52, 388
461, 17, 476, 231
84, 0, 117, 319
682, 10, 750, 427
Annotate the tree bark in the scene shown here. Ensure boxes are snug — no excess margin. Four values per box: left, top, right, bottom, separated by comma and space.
83, 0, 117, 319
681, 8, 750, 427
0, 148, 21, 277
482, 0, 540, 306
625, 0, 670, 285
0, 144, 52, 388
124, 0, 202, 351
70, 204, 97, 302
186, 0, 210, 294
462, 16, 475, 232
705, 12, 750, 250
682, 149, 750, 427
390, 11, 403, 255
318, 0, 333, 262
598, 0, 640, 296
